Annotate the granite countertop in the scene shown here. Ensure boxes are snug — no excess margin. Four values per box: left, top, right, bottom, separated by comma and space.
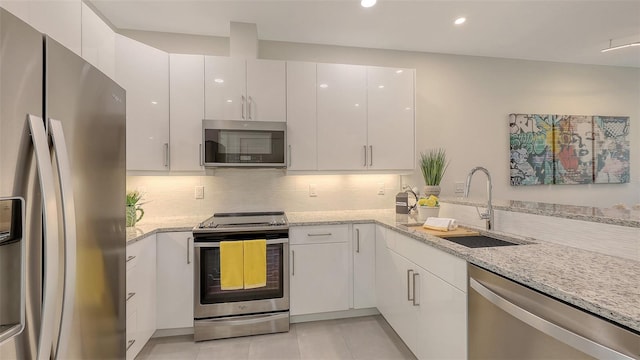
443, 198, 640, 228
126, 208, 640, 333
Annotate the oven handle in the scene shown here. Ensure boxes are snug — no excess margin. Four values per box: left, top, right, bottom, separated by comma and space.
194, 238, 288, 248
196, 312, 289, 326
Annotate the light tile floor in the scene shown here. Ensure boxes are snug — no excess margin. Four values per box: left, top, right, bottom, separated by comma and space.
137, 315, 417, 360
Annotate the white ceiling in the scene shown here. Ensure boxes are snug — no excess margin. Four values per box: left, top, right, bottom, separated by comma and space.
90, 0, 640, 68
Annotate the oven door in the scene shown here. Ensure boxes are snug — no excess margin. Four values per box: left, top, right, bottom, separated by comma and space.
194, 238, 289, 319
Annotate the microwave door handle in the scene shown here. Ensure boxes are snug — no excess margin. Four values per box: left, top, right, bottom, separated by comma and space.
241, 95, 246, 120
48, 119, 77, 360
247, 96, 253, 120
28, 115, 60, 360
199, 144, 204, 166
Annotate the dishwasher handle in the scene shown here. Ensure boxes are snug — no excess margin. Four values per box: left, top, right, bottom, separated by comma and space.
469, 278, 635, 360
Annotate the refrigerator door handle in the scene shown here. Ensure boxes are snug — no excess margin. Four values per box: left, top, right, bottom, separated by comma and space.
48, 118, 77, 360
27, 115, 60, 360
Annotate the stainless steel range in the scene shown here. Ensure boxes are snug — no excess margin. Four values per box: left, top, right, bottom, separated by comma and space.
192, 212, 289, 341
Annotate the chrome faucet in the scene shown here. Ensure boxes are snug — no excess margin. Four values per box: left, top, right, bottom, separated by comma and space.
464, 166, 494, 230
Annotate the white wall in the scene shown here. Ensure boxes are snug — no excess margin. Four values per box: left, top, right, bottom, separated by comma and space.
127, 173, 402, 219
123, 32, 640, 210
258, 40, 640, 208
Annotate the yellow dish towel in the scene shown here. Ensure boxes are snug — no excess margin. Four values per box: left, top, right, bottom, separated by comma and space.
220, 241, 244, 290
243, 239, 267, 289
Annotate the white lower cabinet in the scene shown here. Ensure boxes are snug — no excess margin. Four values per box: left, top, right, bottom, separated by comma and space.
290, 225, 350, 315
126, 234, 156, 360
156, 232, 195, 329
352, 223, 376, 309
376, 226, 467, 360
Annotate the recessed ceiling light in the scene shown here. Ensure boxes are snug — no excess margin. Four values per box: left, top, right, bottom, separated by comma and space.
454, 17, 466, 25
214, 78, 224, 83
319, 83, 328, 88
378, 85, 385, 89
361, 0, 376, 8
151, 101, 158, 105
396, 70, 403, 74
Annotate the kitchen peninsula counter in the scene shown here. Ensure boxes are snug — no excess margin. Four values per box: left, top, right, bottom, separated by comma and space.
126, 208, 640, 333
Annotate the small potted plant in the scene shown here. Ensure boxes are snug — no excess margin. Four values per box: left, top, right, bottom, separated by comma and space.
417, 195, 440, 221
126, 190, 145, 227
420, 148, 449, 197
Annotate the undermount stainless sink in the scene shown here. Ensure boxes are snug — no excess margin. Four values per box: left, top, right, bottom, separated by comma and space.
439, 235, 520, 248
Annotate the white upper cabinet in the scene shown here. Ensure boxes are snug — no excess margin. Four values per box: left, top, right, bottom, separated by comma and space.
317, 63, 368, 170
204, 56, 246, 120
367, 67, 415, 170
2, 0, 81, 55
115, 34, 170, 171
246, 59, 286, 121
286, 61, 317, 170
204, 56, 286, 122
80, 2, 115, 78
170, 54, 205, 171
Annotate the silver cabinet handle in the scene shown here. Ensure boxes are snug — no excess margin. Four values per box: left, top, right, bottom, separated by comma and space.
369, 145, 373, 166
187, 237, 192, 264
288, 144, 292, 167
291, 250, 295, 276
363, 145, 367, 167
307, 233, 332, 237
49, 118, 78, 360
248, 96, 253, 120
126, 255, 136, 263
412, 272, 420, 306
469, 279, 634, 360
126, 339, 136, 351
407, 269, 414, 301
28, 115, 60, 360
355, 228, 360, 253
126, 292, 136, 302
241, 95, 246, 119
163, 143, 169, 167
199, 143, 203, 166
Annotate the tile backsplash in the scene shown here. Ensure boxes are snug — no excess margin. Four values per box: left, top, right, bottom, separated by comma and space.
127, 170, 403, 219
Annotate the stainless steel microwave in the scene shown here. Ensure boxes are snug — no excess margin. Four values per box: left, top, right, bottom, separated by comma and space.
202, 119, 287, 168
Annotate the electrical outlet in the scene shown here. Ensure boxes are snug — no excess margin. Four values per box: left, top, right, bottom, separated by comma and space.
309, 184, 317, 197
454, 181, 465, 195
195, 186, 204, 199
378, 182, 385, 195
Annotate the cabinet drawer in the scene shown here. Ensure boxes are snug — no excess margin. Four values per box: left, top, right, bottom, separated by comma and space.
126, 242, 141, 271
290, 224, 349, 244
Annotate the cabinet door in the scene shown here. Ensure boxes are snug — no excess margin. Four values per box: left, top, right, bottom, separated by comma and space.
367, 67, 415, 170
115, 35, 170, 171
170, 54, 205, 171
156, 232, 194, 329
286, 61, 317, 170
81, 2, 115, 78
413, 267, 467, 360
317, 63, 367, 170
353, 224, 375, 309
204, 56, 246, 120
290, 243, 350, 315
136, 235, 157, 348
246, 59, 286, 122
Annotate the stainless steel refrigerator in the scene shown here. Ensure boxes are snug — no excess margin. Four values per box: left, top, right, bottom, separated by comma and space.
0, 8, 126, 359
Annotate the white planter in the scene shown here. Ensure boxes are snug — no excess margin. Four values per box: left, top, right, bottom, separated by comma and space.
418, 206, 440, 221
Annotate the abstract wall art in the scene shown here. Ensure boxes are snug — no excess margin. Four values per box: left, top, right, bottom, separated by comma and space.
509, 113, 630, 186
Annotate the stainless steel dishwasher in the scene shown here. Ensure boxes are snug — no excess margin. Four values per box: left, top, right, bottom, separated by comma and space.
468, 264, 640, 359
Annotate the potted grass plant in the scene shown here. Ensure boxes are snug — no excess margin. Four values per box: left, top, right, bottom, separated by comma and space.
419, 148, 449, 197
126, 190, 145, 227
